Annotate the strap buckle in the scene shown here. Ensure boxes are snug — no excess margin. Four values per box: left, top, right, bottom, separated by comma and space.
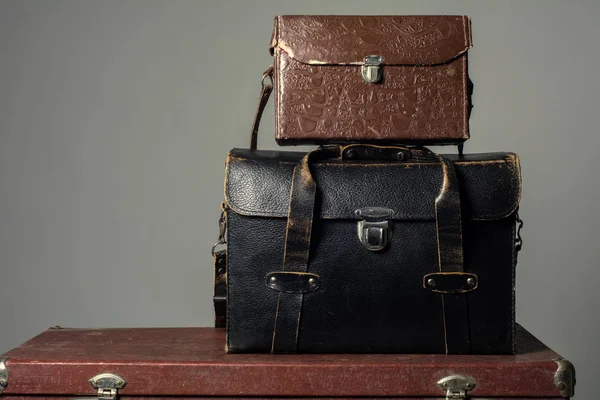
211, 203, 227, 256
515, 210, 524, 252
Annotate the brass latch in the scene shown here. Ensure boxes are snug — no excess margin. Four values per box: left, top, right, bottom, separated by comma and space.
437, 375, 476, 399
361, 55, 384, 83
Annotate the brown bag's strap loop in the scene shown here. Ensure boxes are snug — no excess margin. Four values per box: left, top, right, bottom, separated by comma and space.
270, 145, 469, 354
250, 66, 274, 150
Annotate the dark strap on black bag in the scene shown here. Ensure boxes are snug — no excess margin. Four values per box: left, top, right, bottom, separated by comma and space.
434, 155, 471, 354
270, 146, 340, 353
270, 146, 471, 354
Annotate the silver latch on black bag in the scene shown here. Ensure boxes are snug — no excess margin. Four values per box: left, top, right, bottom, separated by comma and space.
355, 207, 393, 251
361, 55, 384, 83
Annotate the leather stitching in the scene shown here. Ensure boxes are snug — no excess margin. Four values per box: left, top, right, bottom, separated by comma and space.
271, 164, 300, 353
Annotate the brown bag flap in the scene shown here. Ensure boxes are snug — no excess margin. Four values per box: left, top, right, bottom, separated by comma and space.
270, 15, 472, 66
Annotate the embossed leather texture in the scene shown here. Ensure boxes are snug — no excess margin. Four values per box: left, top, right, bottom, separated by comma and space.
271, 15, 473, 145
225, 148, 521, 354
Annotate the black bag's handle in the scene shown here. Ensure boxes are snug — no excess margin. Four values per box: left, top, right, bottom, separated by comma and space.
270, 143, 471, 354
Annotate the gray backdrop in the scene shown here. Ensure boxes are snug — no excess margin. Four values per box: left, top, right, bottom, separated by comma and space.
1, 0, 598, 398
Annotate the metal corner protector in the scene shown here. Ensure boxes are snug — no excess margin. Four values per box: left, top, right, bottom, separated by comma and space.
0, 357, 9, 395
554, 358, 576, 397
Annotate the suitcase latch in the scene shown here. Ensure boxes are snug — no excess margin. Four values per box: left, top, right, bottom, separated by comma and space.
437, 375, 476, 399
80, 373, 127, 400
361, 55, 384, 83
356, 207, 393, 251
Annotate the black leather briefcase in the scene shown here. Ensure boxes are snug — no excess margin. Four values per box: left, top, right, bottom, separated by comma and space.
219, 144, 522, 354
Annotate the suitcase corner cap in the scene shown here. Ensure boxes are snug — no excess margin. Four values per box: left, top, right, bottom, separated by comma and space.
0, 357, 9, 394
554, 358, 576, 397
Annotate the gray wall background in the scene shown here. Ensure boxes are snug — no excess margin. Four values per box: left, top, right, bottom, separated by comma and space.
0, 0, 598, 397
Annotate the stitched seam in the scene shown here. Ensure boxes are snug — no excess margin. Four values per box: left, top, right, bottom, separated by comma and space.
271, 164, 300, 353
441, 295, 448, 354
292, 158, 317, 352
511, 215, 516, 353
294, 294, 303, 353
271, 293, 281, 353
462, 55, 469, 139
434, 162, 449, 354
225, 209, 230, 352
225, 196, 520, 221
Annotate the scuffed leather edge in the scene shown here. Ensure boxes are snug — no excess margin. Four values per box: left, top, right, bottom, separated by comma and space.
224, 151, 522, 222
465, 16, 473, 49
269, 16, 278, 56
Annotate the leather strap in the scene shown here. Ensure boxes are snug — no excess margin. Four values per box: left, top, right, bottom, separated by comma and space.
434, 155, 471, 354
271, 146, 340, 353
250, 66, 273, 150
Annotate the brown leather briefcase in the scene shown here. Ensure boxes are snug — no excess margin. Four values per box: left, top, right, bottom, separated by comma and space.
267, 15, 473, 145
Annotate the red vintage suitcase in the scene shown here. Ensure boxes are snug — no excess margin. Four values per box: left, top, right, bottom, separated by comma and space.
0, 325, 574, 399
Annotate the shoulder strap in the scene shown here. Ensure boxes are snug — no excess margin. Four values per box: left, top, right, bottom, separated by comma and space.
270, 146, 471, 354
249, 66, 273, 150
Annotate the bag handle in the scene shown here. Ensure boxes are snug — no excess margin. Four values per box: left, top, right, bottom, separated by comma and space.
270, 144, 471, 354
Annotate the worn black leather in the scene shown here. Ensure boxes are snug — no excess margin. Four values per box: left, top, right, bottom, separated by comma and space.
226, 150, 520, 221
225, 148, 521, 354
433, 155, 470, 354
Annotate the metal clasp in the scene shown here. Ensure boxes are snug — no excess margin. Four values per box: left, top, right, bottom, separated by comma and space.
437, 375, 476, 399
80, 373, 127, 400
361, 55, 384, 83
211, 203, 227, 256
355, 207, 393, 251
